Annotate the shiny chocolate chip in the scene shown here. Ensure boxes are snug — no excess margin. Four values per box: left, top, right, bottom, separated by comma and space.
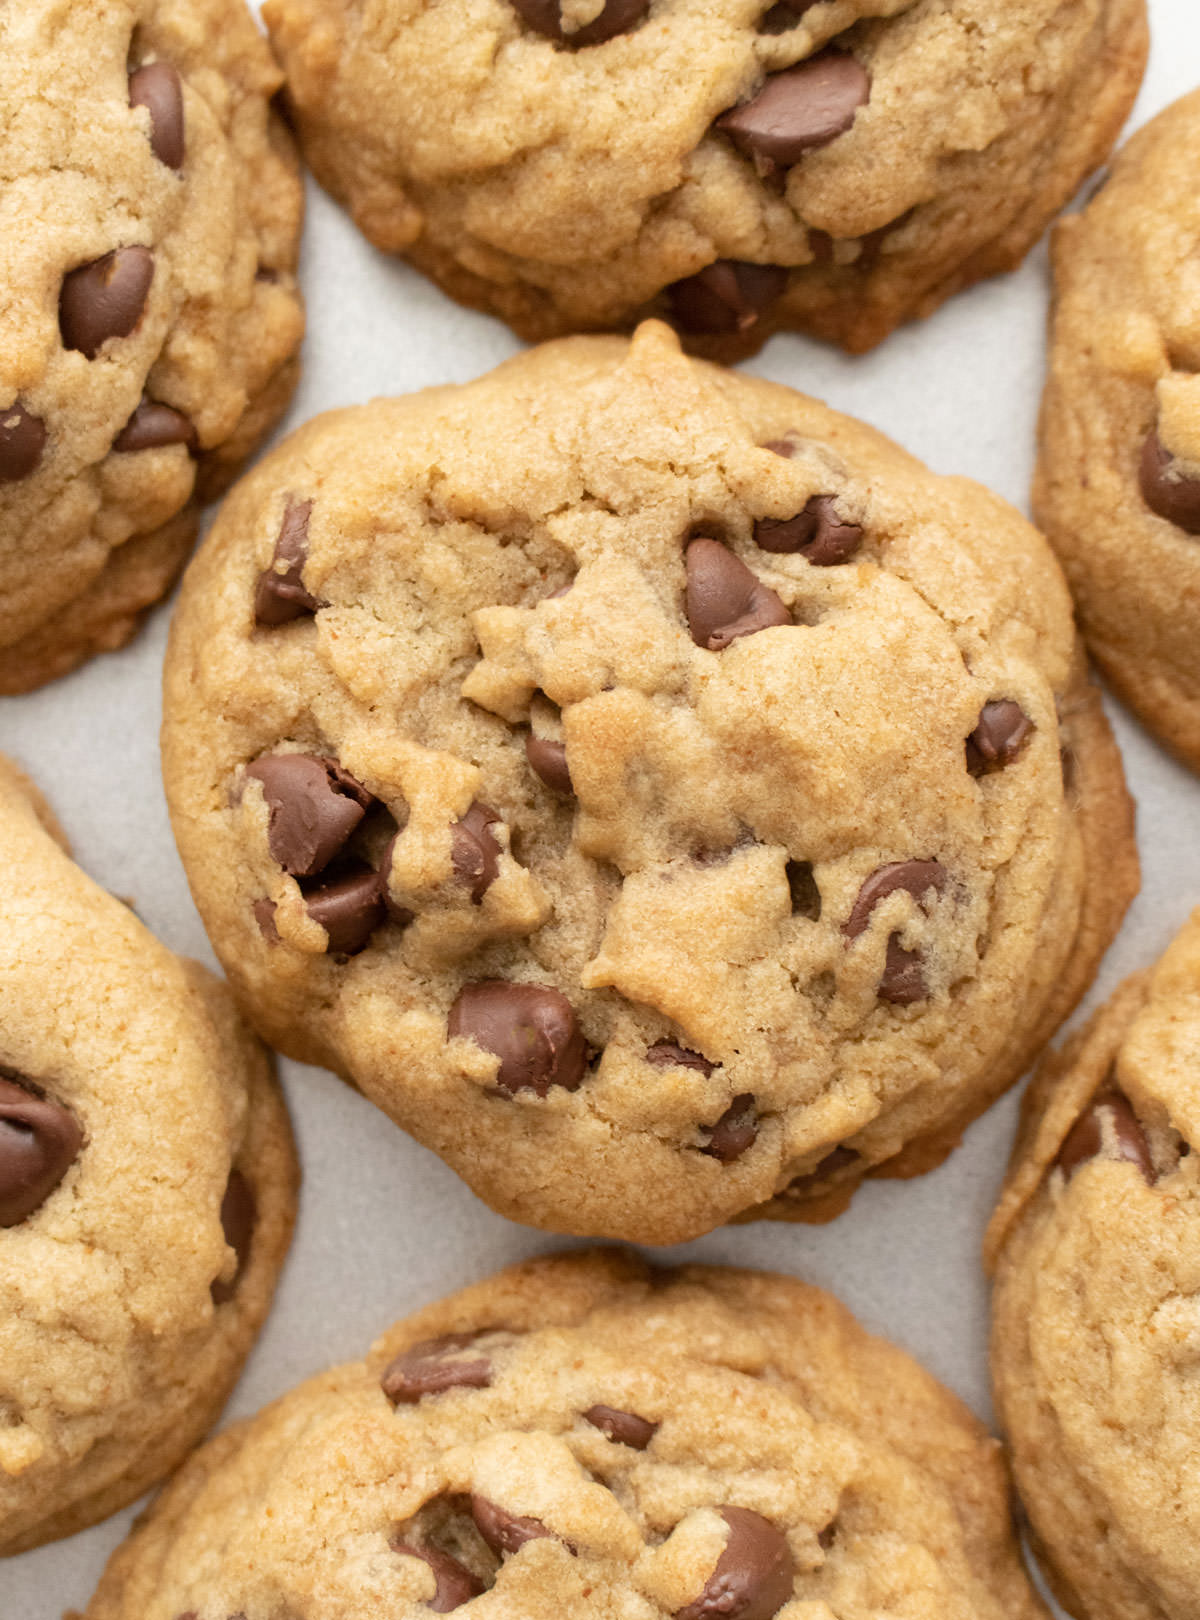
1058, 1092, 1154, 1183
254, 496, 324, 625
129, 61, 185, 169
252, 897, 279, 944
754, 496, 861, 564
393, 1540, 484, 1611
584, 1404, 659, 1449
1138, 431, 1200, 534
717, 51, 869, 166
668, 261, 788, 336
525, 734, 574, 795
676, 1506, 795, 1620
511, 0, 649, 45
0, 402, 46, 481
245, 753, 373, 878
383, 1333, 494, 1405
471, 1496, 557, 1557
448, 981, 587, 1096
785, 860, 821, 919
845, 860, 946, 1005
210, 1168, 255, 1305
0, 1076, 82, 1227
451, 802, 502, 901
759, 0, 817, 29
304, 863, 385, 955
646, 1040, 715, 1076
704, 1095, 758, 1163
686, 538, 791, 650
966, 700, 1032, 776
784, 1144, 859, 1199
113, 398, 196, 453
60, 246, 155, 358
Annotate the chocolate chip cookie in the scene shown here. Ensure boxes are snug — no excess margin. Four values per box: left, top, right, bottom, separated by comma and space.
161, 321, 1137, 1244
0, 0, 304, 696
1034, 90, 1200, 772
0, 755, 298, 1556
988, 908, 1200, 1620
262, 0, 1145, 356
83, 1249, 1049, 1620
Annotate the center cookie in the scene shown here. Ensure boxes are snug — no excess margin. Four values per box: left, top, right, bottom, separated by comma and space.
162, 321, 1137, 1244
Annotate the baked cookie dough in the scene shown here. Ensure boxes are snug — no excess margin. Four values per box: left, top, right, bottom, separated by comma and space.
0, 0, 305, 695
988, 908, 1200, 1620
0, 755, 297, 1556
1034, 90, 1200, 772
84, 1248, 1048, 1620
262, 0, 1145, 356
161, 321, 1137, 1244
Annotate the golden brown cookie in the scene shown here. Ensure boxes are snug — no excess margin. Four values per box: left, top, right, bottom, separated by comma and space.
161, 322, 1137, 1243
0, 0, 305, 695
988, 908, 1200, 1620
84, 1249, 1049, 1620
0, 755, 298, 1556
1034, 89, 1200, 772
263, 0, 1145, 356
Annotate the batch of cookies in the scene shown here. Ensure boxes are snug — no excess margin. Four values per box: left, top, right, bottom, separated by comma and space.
1, 0, 1197, 1616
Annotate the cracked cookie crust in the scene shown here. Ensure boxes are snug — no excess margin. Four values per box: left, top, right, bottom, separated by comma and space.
161, 321, 1137, 1243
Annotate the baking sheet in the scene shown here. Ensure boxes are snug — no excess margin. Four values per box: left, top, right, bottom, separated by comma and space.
5, 5, 1200, 1612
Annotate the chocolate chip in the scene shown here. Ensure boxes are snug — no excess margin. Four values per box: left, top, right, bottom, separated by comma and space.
584, 1405, 659, 1448
646, 1040, 715, 1076
668, 261, 788, 336
128, 61, 185, 169
113, 398, 196, 453
966, 700, 1032, 776
754, 496, 862, 564
817, 1521, 837, 1551
304, 863, 385, 955
0, 1076, 82, 1228
717, 52, 869, 166
255, 496, 324, 626
448, 982, 587, 1096
0, 402, 46, 481
393, 1541, 484, 1611
686, 539, 791, 650
763, 437, 797, 458
1058, 1091, 1154, 1183
759, 0, 818, 29
511, 0, 649, 45
471, 1496, 557, 1557
525, 735, 574, 795
676, 1506, 795, 1620
784, 1144, 859, 1199
704, 1095, 758, 1163
210, 1168, 255, 1305
451, 802, 502, 901
785, 860, 821, 919
245, 753, 373, 878
252, 897, 279, 944
1138, 431, 1200, 534
844, 861, 946, 1005
382, 1333, 495, 1405
59, 246, 155, 358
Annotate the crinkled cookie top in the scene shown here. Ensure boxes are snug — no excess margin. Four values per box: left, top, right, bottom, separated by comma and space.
84, 1250, 1047, 1620
162, 321, 1130, 1243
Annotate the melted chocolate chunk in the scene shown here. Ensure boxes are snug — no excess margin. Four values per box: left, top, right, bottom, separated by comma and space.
113, 398, 196, 453
448, 982, 588, 1096
304, 863, 385, 955
210, 1168, 255, 1305
525, 734, 574, 795
965, 700, 1032, 775
1138, 430, 1200, 534
511, 0, 649, 46
668, 262, 788, 336
0, 402, 47, 481
129, 61, 185, 169
754, 496, 861, 564
382, 1333, 495, 1404
0, 1076, 82, 1227
584, 1404, 659, 1449
646, 1040, 715, 1076
255, 496, 324, 625
704, 1095, 758, 1163
686, 539, 791, 649
393, 1540, 484, 1611
717, 52, 869, 166
60, 247, 155, 357
1058, 1091, 1154, 1183
676, 1506, 795, 1620
245, 753, 373, 878
451, 802, 503, 901
471, 1496, 559, 1556
844, 860, 946, 1005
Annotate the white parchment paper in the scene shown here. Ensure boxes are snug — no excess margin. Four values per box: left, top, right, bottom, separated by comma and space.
4, 5, 1199, 1612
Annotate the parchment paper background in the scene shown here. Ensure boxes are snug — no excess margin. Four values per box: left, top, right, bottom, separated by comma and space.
5, 4, 1199, 1612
